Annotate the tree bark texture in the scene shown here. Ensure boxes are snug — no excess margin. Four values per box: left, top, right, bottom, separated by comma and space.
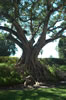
15, 46, 55, 82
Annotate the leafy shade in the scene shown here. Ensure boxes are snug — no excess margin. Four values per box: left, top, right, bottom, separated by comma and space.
0, 33, 17, 56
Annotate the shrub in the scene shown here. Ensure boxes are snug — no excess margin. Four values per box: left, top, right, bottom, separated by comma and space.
0, 66, 24, 86
0, 56, 18, 68
59, 65, 66, 71
39, 58, 66, 66
0, 56, 18, 63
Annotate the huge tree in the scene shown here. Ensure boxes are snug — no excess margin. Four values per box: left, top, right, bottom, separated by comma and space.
0, 0, 66, 81
0, 32, 17, 56
58, 37, 66, 58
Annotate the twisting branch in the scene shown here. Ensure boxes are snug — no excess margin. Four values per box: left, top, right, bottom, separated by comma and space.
29, 18, 45, 46
48, 19, 61, 29
0, 26, 18, 37
30, 9, 33, 35
35, 19, 45, 34
48, 26, 62, 32
46, 0, 52, 11
19, 17, 30, 22
0, 12, 27, 40
0, 26, 28, 44
7, 34, 23, 49
32, 12, 51, 58
45, 27, 66, 44
31, 3, 65, 57
7, 34, 27, 52
0, 12, 29, 47
30, 2, 62, 46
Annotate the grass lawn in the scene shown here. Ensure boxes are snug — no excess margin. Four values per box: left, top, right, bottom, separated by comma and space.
0, 87, 66, 100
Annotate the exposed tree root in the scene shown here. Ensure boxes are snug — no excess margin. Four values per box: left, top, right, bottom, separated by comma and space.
15, 58, 56, 83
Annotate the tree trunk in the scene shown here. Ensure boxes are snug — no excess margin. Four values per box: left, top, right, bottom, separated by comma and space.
15, 48, 55, 83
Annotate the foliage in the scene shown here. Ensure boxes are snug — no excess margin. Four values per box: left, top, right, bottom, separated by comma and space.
0, 33, 17, 56
40, 58, 66, 66
0, 0, 66, 56
59, 65, 66, 71
40, 58, 66, 77
0, 57, 18, 66
0, 57, 66, 86
0, 63, 8, 67
0, 88, 66, 100
0, 66, 24, 86
58, 37, 66, 58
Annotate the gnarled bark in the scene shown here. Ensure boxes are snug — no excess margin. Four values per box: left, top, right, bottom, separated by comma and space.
15, 47, 55, 82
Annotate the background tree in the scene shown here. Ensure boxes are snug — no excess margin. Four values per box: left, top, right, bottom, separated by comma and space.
0, 0, 66, 81
58, 37, 66, 59
0, 32, 17, 56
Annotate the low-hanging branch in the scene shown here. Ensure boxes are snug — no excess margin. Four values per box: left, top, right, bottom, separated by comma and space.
7, 34, 24, 49
0, 12, 29, 46
0, 26, 22, 42
0, 26, 18, 37
0, 25, 29, 49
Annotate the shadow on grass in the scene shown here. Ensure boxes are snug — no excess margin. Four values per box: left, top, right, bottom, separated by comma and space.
0, 88, 66, 100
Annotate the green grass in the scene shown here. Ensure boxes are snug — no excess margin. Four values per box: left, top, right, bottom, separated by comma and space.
0, 87, 66, 100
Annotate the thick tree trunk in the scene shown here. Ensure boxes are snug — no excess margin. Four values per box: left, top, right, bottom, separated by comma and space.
15, 48, 55, 82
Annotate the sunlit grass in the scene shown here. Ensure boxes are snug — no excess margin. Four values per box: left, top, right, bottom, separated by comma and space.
0, 87, 66, 100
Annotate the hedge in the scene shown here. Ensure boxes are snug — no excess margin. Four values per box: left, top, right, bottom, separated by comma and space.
0, 56, 18, 64
0, 66, 24, 86
40, 58, 66, 66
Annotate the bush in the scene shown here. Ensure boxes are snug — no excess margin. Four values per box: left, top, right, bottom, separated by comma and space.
0, 66, 24, 86
59, 65, 66, 71
39, 58, 66, 66
0, 56, 18, 63
0, 63, 8, 67
0, 56, 18, 68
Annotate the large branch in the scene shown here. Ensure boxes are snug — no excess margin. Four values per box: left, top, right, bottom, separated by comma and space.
11, 21, 29, 48
30, 3, 62, 46
31, 4, 64, 57
0, 25, 24, 49
29, 19, 45, 46
0, 26, 23, 43
45, 28, 66, 44
34, 3, 63, 45
32, 13, 51, 58
48, 26, 62, 32
0, 12, 29, 48
0, 26, 18, 37
7, 34, 25, 50
46, 0, 52, 11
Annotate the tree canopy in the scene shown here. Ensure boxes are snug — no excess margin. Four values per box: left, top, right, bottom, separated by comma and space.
0, 32, 17, 56
0, 0, 66, 51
